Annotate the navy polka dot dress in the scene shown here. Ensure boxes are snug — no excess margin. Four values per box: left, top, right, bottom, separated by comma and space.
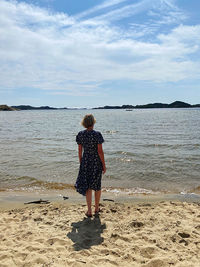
75, 130, 104, 196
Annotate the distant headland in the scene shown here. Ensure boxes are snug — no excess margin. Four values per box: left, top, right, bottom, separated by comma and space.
0, 105, 68, 111
0, 105, 18, 111
93, 101, 200, 109
0, 101, 200, 111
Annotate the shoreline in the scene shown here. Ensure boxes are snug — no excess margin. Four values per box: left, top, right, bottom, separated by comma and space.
0, 188, 200, 211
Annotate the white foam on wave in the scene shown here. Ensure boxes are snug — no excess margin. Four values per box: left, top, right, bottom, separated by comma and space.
104, 187, 159, 195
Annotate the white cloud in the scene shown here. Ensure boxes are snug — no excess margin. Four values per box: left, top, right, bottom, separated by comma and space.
0, 0, 74, 27
86, 0, 155, 23
159, 25, 200, 44
75, 0, 129, 20
0, 0, 200, 96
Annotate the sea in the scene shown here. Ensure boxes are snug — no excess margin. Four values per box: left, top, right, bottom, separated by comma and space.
0, 109, 200, 198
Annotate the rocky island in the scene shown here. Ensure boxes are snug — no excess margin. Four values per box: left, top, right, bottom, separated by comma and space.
11, 105, 59, 110
0, 105, 18, 111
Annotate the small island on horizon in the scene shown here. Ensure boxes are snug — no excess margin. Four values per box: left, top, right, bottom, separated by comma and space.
0, 101, 200, 111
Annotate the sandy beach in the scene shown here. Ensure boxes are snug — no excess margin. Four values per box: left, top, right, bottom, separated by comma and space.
0, 198, 200, 267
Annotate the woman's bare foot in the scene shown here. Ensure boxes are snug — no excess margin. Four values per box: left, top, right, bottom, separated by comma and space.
85, 211, 92, 217
94, 208, 101, 214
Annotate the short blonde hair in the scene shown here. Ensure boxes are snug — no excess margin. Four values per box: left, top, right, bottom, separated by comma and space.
81, 114, 96, 128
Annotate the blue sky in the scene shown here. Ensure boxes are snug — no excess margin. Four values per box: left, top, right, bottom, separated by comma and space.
0, 0, 200, 107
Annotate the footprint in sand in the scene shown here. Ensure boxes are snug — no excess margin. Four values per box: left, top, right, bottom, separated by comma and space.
140, 246, 157, 259
130, 220, 144, 228
144, 258, 168, 267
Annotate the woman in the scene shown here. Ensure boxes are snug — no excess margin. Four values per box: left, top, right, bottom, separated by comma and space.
75, 114, 106, 217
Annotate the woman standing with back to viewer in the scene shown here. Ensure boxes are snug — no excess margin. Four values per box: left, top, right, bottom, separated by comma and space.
75, 114, 106, 217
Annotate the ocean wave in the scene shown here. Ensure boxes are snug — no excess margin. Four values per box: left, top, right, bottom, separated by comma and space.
109, 151, 135, 156
184, 186, 200, 195
138, 143, 200, 150
103, 187, 160, 195
0, 176, 75, 191
1, 177, 199, 197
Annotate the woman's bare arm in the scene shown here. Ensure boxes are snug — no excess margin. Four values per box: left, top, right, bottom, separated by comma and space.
98, 144, 106, 174
78, 144, 83, 163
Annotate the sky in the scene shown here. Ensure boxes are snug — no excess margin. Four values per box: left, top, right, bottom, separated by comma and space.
0, 0, 200, 108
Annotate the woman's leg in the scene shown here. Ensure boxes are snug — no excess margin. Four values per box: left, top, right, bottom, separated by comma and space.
95, 190, 101, 212
86, 189, 92, 215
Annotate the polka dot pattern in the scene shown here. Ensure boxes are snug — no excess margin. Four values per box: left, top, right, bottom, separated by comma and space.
75, 130, 104, 196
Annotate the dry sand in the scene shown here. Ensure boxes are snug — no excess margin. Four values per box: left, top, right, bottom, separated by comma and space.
0, 200, 200, 267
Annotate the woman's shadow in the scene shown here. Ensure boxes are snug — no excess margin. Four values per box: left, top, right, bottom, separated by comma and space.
67, 214, 106, 251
